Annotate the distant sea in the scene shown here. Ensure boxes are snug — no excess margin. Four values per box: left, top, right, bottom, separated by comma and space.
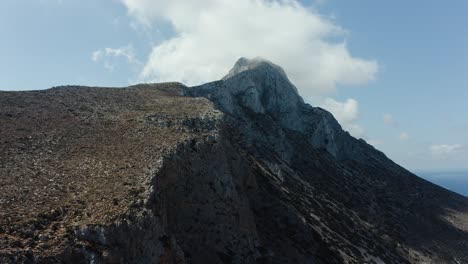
416, 171, 468, 197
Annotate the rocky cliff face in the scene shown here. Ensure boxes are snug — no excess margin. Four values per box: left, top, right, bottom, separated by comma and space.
186, 57, 383, 161
1, 58, 467, 264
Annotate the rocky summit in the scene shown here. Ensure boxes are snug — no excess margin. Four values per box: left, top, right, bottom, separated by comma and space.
1, 58, 467, 264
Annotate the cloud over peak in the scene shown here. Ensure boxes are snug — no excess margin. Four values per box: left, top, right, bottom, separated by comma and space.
120, 0, 378, 98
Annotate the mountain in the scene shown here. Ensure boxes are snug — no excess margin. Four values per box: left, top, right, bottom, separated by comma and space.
1, 58, 467, 264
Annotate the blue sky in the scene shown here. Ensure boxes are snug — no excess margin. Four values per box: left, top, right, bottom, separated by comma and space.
319, 0, 468, 172
1, 0, 467, 173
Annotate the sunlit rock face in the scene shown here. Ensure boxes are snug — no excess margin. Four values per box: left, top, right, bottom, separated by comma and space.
188, 57, 379, 161
1, 59, 468, 264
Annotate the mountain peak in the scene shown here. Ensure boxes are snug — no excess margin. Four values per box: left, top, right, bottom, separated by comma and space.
187, 57, 371, 159
222, 57, 289, 81
188, 57, 304, 127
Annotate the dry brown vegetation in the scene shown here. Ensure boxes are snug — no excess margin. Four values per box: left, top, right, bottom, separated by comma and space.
0, 83, 221, 258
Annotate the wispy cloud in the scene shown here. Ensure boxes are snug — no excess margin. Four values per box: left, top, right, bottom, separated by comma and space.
91, 44, 140, 72
383, 113, 413, 141
383, 113, 396, 126
399, 132, 410, 141
430, 144, 464, 156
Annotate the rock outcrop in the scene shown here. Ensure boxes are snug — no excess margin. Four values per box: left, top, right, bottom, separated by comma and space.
186, 57, 383, 161
1, 58, 467, 264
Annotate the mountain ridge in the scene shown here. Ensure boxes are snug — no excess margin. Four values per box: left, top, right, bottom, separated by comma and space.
0, 58, 467, 263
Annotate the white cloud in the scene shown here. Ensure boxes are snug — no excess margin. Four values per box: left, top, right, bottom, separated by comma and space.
91, 45, 140, 71
320, 98, 364, 138
399, 132, 410, 140
383, 113, 394, 126
120, 0, 378, 98
430, 144, 464, 156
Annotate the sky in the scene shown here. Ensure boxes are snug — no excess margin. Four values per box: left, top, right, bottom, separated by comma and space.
1, 0, 467, 173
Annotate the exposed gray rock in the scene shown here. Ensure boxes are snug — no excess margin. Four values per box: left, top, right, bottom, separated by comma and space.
186, 57, 382, 161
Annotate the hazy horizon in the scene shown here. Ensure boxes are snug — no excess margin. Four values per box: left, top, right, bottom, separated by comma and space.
416, 170, 468, 197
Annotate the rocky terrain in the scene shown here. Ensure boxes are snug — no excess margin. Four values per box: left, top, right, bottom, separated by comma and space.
1, 58, 467, 263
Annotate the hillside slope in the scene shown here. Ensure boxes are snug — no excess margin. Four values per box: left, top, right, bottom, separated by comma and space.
1, 58, 467, 263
